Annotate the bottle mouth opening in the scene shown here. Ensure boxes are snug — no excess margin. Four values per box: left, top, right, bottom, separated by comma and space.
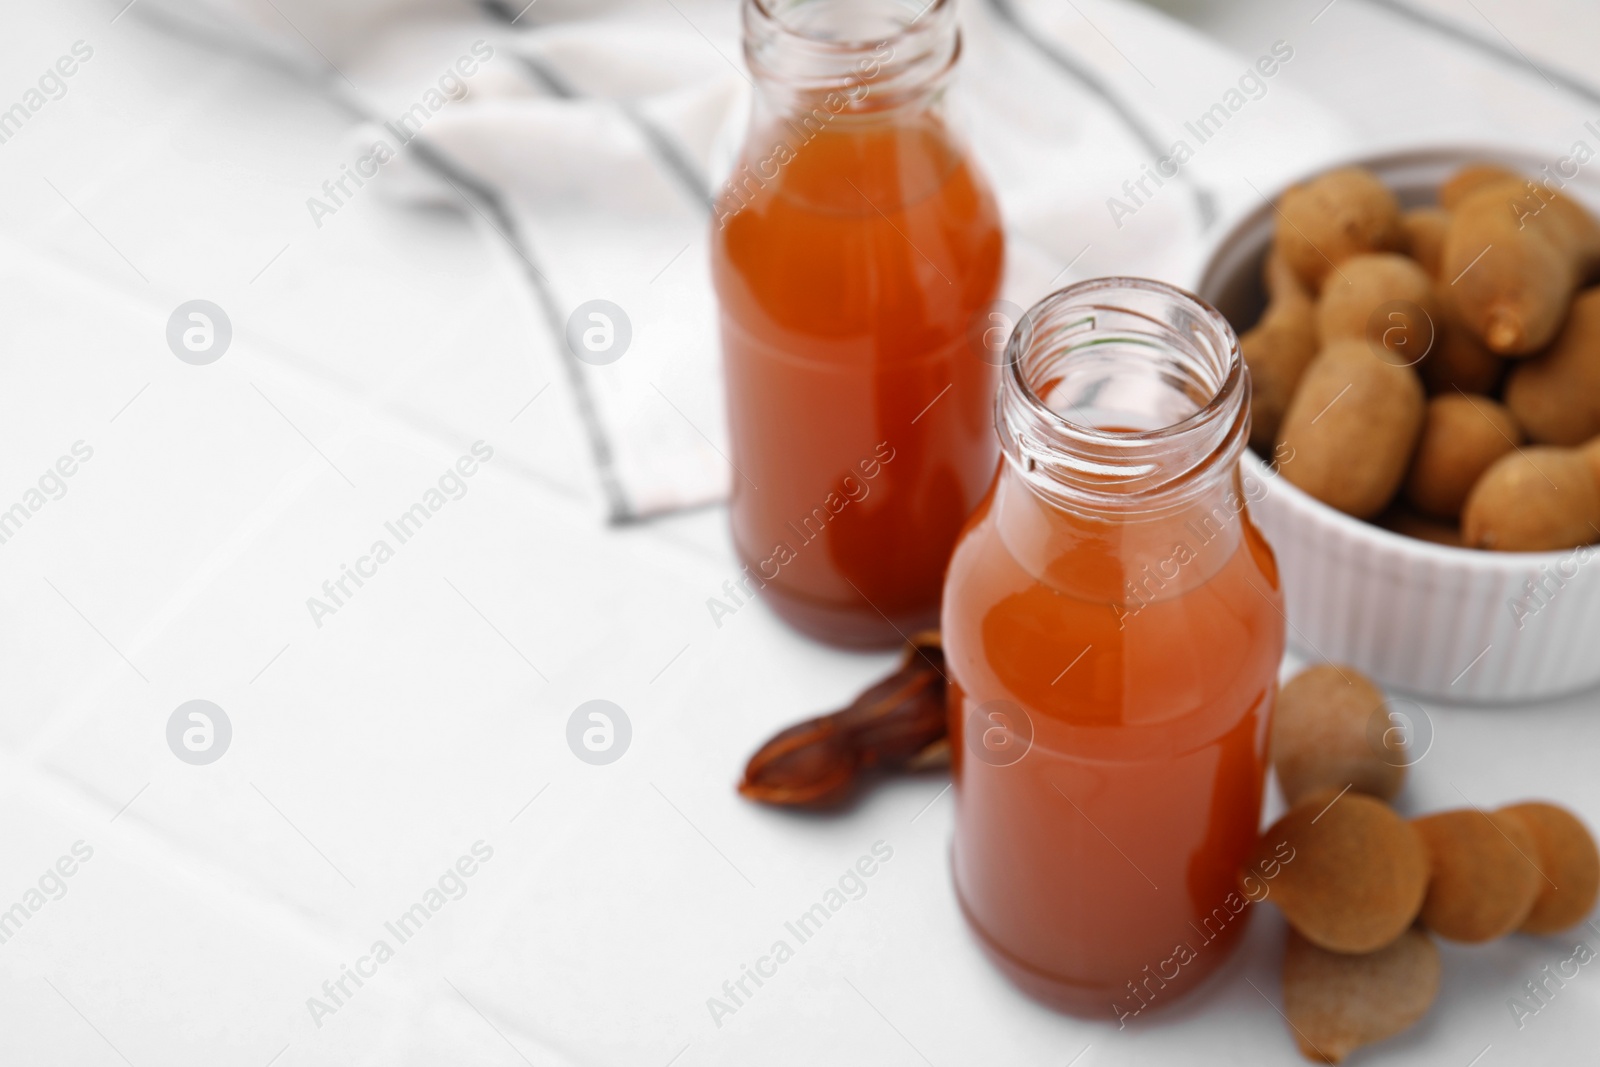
744, 0, 959, 106
748, 0, 952, 48
999, 278, 1247, 502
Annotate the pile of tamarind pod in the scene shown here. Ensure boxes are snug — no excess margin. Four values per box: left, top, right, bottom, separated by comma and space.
1247, 663, 1600, 1063
1242, 163, 1600, 551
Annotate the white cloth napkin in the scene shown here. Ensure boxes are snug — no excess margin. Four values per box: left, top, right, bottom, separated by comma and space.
136, 0, 1353, 520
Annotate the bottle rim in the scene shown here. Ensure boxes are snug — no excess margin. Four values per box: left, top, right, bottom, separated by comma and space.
997, 276, 1249, 508
746, 0, 953, 49
743, 0, 959, 107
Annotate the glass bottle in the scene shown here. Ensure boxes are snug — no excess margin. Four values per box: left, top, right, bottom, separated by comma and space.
942, 278, 1285, 1018
711, 0, 1005, 648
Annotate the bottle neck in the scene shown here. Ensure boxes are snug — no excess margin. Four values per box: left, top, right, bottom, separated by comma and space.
742, 0, 960, 116
997, 277, 1249, 520
991, 279, 1253, 605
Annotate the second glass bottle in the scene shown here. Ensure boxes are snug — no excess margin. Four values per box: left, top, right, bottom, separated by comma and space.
711, 0, 1005, 647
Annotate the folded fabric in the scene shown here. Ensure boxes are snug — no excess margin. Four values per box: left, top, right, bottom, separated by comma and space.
135, 0, 1353, 520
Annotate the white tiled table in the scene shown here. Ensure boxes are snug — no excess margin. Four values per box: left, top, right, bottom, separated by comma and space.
1, 1, 1597, 1064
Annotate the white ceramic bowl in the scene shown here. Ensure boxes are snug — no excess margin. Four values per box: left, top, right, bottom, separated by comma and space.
1194, 146, 1600, 703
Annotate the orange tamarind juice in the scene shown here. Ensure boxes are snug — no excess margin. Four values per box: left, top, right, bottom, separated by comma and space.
943, 279, 1285, 1018
711, 0, 1003, 646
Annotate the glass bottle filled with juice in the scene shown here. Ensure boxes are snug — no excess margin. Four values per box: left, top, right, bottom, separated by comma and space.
711, 0, 1004, 648
942, 278, 1286, 1020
